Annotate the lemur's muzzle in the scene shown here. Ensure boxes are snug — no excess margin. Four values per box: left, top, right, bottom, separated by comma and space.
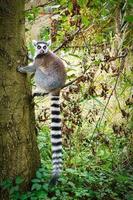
40, 50, 44, 54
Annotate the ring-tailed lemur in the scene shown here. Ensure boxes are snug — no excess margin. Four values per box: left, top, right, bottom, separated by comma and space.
17, 40, 66, 185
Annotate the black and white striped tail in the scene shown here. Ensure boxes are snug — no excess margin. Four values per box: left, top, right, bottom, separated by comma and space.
49, 94, 62, 185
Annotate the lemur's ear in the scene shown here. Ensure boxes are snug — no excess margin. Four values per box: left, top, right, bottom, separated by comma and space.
32, 40, 37, 46
47, 40, 51, 46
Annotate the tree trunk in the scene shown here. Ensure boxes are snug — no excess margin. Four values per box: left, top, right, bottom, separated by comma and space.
0, 1, 40, 199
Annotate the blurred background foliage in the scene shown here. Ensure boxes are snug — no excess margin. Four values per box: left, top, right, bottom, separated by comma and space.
5, 0, 133, 199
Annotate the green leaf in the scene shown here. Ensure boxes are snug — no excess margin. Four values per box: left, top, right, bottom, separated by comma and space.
77, 0, 88, 7
15, 176, 24, 185
20, 193, 31, 200
36, 171, 42, 179
125, 15, 133, 22
42, 184, 48, 191
127, 0, 133, 6
81, 15, 89, 26
68, 181, 76, 188
10, 191, 20, 200
59, 0, 67, 6
10, 185, 19, 194
1, 179, 12, 189
68, 1, 73, 12
32, 179, 41, 183
20, 192, 32, 200
31, 183, 41, 191
28, 41, 35, 57
36, 190, 47, 198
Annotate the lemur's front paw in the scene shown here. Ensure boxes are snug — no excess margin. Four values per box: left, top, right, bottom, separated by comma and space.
17, 66, 25, 73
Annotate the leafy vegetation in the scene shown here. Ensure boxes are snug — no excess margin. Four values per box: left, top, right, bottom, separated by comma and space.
1, 0, 133, 199
1, 164, 133, 200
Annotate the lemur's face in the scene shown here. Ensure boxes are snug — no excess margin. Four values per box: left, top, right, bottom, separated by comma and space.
33, 40, 51, 56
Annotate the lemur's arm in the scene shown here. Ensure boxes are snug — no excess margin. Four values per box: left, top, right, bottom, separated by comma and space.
17, 63, 36, 74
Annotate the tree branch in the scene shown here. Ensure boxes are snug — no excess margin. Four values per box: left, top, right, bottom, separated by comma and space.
53, 26, 84, 53
102, 49, 128, 63
62, 75, 84, 89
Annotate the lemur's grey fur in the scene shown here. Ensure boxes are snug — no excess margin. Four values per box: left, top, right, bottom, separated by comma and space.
17, 40, 66, 185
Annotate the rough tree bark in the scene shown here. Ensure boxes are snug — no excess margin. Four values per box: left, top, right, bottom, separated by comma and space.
0, 1, 40, 199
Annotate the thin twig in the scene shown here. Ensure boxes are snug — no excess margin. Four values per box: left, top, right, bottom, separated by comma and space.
102, 50, 128, 62
62, 75, 84, 89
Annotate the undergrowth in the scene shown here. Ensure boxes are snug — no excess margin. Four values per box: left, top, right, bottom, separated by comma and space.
1, 125, 133, 200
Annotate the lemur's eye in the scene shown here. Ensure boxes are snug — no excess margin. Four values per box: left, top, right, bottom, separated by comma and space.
43, 45, 47, 50
37, 45, 41, 49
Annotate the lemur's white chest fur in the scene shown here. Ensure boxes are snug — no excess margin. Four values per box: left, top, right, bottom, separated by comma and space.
35, 65, 65, 92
